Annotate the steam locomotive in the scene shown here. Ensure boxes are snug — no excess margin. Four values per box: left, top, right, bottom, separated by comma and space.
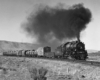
3, 40, 88, 60
54, 40, 88, 60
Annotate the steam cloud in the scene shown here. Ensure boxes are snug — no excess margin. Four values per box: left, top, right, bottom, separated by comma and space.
22, 3, 92, 47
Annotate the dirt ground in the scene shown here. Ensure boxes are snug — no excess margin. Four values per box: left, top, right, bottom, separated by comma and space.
0, 56, 100, 80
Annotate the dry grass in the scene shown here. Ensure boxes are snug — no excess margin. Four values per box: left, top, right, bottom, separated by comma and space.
0, 56, 100, 80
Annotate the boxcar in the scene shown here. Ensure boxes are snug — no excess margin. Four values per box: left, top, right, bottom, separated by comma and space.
25, 50, 37, 57
35, 47, 44, 57
3, 51, 8, 56
18, 50, 25, 57
44, 46, 51, 53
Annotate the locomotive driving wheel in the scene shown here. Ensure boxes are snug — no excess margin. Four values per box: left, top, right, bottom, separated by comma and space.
79, 53, 86, 60
70, 51, 77, 60
67, 51, 76, 60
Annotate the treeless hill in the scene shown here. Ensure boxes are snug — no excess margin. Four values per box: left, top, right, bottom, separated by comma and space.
0, 40, 40, 52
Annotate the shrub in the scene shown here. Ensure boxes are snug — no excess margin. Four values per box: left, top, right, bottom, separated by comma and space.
39, 67, 48, 77
2, 68, 8, 74
29, 67, 48, 80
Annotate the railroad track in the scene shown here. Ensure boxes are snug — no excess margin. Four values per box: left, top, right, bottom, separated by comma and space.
0, 55, 100, 67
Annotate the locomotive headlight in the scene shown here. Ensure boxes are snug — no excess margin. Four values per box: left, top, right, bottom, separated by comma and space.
79, 51, 83, 53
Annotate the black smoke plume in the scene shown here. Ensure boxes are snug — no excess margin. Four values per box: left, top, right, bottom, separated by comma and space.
22, 3, 92, 48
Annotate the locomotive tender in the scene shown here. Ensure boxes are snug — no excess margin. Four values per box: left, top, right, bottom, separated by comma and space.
3, 40, 88, 60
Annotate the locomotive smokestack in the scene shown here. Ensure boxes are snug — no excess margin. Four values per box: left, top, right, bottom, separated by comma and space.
22, 3, 92, 47
77, 32, 80, 42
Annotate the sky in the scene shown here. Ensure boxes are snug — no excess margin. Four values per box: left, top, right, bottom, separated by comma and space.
0, 0, 100, 50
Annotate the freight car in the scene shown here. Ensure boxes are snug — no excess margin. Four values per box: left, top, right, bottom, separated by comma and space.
43, 46, 54, 58
18, 50, 26, 57
35, 46, 52, 57
25, 50, 37, 57
35, 47, 44, 57
3, 50, 18, 56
